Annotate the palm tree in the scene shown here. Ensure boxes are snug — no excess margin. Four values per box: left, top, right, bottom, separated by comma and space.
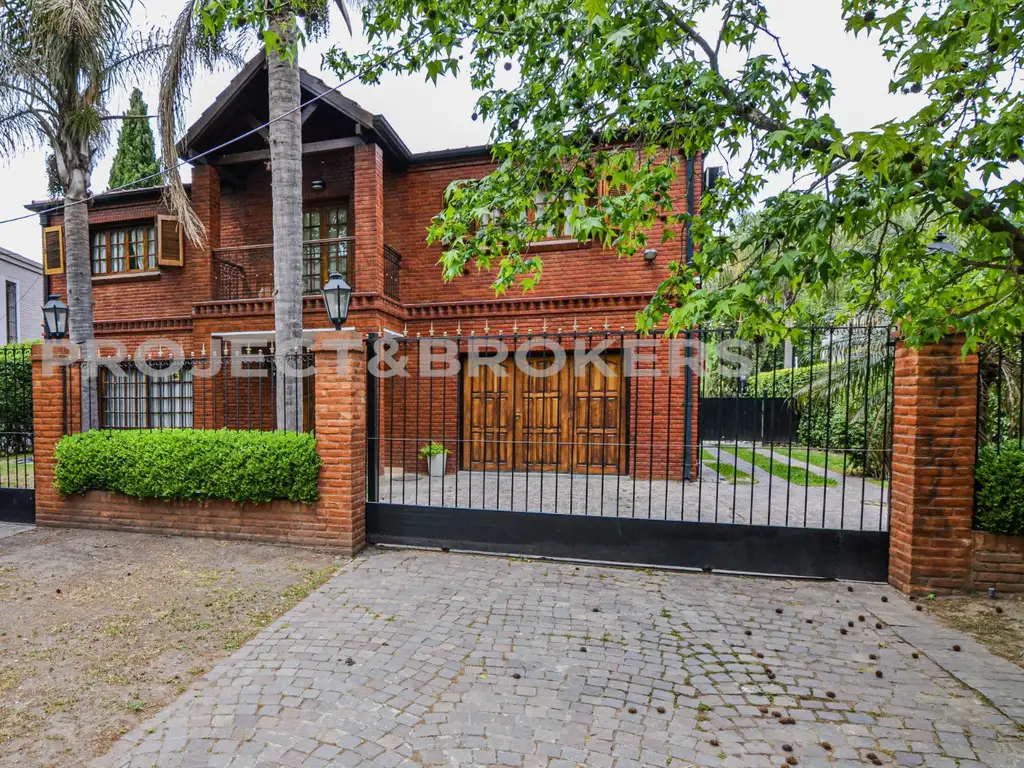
160, 0, 353, 432
0, 0, 164, 430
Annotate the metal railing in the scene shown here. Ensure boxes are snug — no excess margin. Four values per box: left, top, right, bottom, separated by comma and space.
212, 237, 355, 301
62, 353, 315, 434
977, 339, 1024, 452
364, 326, 895, 532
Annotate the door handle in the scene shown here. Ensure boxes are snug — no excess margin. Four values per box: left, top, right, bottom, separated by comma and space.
515, 411, 522, 422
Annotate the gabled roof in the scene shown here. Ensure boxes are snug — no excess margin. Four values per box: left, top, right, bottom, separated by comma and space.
0, 246, 43, 272
178, 51, 412, 166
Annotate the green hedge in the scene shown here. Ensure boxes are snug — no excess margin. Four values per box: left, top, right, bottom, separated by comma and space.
54, 429, 321, 504
975, 443, 1024, 536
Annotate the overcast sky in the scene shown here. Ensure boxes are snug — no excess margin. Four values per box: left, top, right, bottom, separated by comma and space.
0, 0, 918, 267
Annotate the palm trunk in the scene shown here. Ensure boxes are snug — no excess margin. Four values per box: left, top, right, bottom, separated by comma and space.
267, 14, 305, 432
63, 150, 98, 431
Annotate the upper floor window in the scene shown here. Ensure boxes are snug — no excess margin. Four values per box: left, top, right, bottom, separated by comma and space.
91, 225, 157, 275
302, 204, 350, 294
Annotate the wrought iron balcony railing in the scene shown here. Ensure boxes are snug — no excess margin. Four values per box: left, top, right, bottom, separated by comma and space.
212, 237, 355, 301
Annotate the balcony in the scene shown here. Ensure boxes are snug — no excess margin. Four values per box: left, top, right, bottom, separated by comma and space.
212, 238, 402, 303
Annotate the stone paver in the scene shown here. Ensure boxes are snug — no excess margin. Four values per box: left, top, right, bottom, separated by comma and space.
378, 442, 889, 531
0, 522, 33, 540
95, 550, 1024, 768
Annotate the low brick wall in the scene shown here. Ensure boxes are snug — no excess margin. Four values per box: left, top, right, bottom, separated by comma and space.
970, 531, 1024, 593
32, 331, 368, 554
38, 491, 353, 549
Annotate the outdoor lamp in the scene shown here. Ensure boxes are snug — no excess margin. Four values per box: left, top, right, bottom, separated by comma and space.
321, 271, 352, 331
926, 232, 957, 255
42, 294, 69, 340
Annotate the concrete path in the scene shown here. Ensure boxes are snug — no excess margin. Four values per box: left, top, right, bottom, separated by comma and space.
96, 549, 1023, 768
0, 522, 33, 540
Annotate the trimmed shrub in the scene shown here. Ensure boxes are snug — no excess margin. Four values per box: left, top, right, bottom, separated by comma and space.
54, 429, 321, 504
975, 443, 1024, 536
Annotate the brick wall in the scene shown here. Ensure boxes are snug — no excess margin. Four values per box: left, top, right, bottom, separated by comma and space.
31, 331, 367, 553
970, 531, 1024, 593
386, 151, 699, 307
889, 337, 979, 594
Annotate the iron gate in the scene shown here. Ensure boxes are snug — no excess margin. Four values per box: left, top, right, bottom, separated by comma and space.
365, 327, 893, 580
0, 344, 34, 524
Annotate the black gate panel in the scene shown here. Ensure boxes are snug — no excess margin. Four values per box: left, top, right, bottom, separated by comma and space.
699, 397, 800, 444
367, 503, 890, 582
0, 489, 35, 525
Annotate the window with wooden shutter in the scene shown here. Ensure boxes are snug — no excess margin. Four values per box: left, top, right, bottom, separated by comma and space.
156, 215, 184, 267
42, 226, 64, 275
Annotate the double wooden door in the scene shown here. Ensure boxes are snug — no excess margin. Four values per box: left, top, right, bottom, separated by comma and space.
462, 352, 625, 474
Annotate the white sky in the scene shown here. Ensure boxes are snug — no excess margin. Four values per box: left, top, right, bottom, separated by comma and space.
0, 0, 917, 264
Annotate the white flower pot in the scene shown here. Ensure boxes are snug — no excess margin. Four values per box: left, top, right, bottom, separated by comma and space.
426, 453, 447, 478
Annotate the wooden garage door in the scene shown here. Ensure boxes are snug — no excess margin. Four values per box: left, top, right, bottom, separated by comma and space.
462, 352, 625, 473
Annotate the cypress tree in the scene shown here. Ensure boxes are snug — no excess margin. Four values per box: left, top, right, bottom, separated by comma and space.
108, 88, 159, 190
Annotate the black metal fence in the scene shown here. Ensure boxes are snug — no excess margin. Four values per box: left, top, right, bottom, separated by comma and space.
0, 344, 33, 492
976, 339, 1024, 451
365, 326, 894, 532
364, 326, 894, 579
61, 352, 315, 435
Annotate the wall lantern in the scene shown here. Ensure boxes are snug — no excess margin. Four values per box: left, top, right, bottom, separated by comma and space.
643, 248, 658, 264
311, 179, 326, 192
42, 294, 69, 340
321, 272, 353, 331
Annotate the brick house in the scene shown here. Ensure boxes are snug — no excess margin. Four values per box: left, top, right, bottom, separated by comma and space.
28, 54, 702, 479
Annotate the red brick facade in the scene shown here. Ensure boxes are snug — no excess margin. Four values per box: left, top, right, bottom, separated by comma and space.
970, 531, 1024, 593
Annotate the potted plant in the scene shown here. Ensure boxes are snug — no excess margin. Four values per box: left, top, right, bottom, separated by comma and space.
419, 442, 450, 477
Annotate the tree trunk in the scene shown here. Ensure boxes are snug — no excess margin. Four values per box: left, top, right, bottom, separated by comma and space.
267, 14, 305, 432
63, 147, 99, 431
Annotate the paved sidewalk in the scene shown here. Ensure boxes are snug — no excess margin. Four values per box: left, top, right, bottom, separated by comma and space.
96, 550, 1024, 768
0, 522, 33, 540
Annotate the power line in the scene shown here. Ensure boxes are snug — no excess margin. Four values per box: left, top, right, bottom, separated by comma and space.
0, 36, 424, 228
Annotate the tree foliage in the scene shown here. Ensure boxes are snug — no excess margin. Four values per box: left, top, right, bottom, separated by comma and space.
328, 0, 1024, 348
108, 88, 160, 191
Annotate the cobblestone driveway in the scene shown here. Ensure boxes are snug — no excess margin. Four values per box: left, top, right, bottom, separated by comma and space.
98, 550, 1024, 768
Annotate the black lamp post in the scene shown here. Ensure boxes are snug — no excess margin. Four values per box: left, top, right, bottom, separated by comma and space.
321, 272, 352, 331
42, 294, 69, 340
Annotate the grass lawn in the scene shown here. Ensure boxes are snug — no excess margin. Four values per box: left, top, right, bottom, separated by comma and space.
0, 528, 340, 766
720, 446, 837, 488
768, 446, 884, 486
0, 454, 33, 489
701, 449, 755, 484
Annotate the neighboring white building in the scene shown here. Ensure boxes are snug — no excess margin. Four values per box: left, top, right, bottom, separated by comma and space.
0, 247, 43, 344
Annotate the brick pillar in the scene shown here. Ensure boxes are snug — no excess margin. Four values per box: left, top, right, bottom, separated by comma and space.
889, 335, 979, 594
32, 344, 75, 527
353, 143, 384, 297
313, 330, 367, 554
189, 164, 222, 302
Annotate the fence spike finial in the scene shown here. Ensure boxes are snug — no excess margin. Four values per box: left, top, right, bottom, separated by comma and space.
512, 319, 518, 334
604, 316, 610, 330
403, 323, 408, 337
573, 317, 579, 332
542, 319, 548, 333
429, 321, 435, 337
483, 320, 490, 334
456, 321, 462, 335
